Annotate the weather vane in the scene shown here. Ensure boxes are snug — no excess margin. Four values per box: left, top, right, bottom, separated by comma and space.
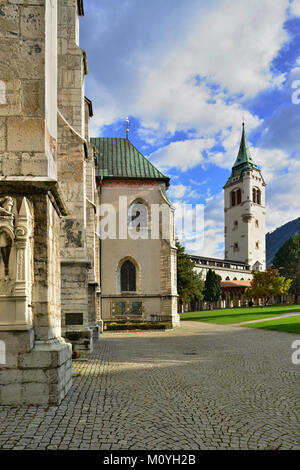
125, 117, 130, 140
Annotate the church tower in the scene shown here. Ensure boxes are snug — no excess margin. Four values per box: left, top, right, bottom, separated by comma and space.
224, 124, 266, 271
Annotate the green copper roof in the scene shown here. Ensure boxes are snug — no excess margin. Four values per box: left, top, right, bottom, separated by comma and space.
91, 137, 170, 185
224, 124, 258, 187
232, 123, 257, 171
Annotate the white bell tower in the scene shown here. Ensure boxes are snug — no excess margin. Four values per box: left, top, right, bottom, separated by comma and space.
224, 124, 266, 271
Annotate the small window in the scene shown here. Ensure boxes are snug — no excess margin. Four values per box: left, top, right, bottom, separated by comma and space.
236, 189, 242, 204
257, 191, 261, 205
253, 187, 261, 205
256, 242, 260, 250
121, 260, 136, 292
231, 191, 236, 207
234, 220, 238, 227
255, 219, 259, 228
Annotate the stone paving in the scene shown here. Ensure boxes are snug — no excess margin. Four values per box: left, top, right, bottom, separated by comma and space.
237, 312, 300, 324
0, 321, 299, 450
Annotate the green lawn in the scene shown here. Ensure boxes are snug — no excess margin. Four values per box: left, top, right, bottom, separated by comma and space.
244, 316, 300, 334
180, 304, 300, 325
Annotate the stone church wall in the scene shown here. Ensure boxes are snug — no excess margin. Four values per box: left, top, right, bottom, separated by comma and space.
0, 0, 72, 405
57, 0, 99, 351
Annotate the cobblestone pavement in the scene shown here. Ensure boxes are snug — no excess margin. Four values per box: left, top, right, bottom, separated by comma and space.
0, 322, 299, 450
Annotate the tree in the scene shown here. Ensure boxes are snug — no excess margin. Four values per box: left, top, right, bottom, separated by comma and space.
176, 240, 204, 311
272, 235, 300, 302
204, 269, 221, 308
247, 266, 292, 305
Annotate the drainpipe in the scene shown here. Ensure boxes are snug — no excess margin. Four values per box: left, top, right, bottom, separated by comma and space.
99, 176, 103, 332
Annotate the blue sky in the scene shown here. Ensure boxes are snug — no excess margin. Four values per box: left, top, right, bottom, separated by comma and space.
80, 0, 300, 257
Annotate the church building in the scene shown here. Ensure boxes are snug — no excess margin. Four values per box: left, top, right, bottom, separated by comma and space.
91, 137, 179, 327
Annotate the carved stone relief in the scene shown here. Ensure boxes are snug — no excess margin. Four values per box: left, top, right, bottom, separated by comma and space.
0, 196, 34, 329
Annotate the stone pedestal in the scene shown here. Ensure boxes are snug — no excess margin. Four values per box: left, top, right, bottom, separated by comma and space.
0, 333, 72, 405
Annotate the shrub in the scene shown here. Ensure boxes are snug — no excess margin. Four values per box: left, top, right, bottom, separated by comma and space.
105, 322, 172, 331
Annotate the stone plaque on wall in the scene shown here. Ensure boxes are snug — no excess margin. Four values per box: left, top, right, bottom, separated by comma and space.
65, 313, 84, 326
131, 301, 143, 315
111, 301, 143, 316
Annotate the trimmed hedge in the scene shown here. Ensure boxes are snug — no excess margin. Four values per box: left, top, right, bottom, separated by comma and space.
104, 322, 172, 331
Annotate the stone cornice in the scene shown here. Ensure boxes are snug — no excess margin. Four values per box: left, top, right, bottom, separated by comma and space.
0, 177, 68, 217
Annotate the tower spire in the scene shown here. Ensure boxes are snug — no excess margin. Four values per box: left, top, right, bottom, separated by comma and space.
232, 122, 256, 171
224, 123, 258, 189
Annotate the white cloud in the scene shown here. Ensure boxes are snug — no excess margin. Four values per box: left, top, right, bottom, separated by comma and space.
291, 0, 300, 16
168, 184, 201, 202
83, 0, 290, 140
266, 157, 300, 232
254, 147, 291, 183
134, 0, 288, 138
149, 138, 215, 171
174, 191, 225, 257
168, 184, 189, 199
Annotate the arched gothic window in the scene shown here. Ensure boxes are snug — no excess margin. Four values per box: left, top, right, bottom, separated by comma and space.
121, 260, 136, 292
253, 187, 261, 205
128, 200, 148, 231
231, 188, 242, 207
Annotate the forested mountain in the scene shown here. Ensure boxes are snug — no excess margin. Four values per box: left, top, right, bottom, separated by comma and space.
266, 217, 300, 266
